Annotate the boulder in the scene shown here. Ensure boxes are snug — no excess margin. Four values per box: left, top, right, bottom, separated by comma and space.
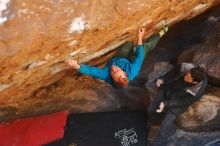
177, 46, 198, 64
0, 0, 219, 108
177, 87, 220, 132
193, 19, 220, 85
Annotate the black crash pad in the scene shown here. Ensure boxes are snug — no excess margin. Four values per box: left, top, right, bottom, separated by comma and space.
46, 110, 147, 146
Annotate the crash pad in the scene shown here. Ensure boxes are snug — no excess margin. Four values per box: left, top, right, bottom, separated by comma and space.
0, 111, 67, 146
46, 110, 147, 146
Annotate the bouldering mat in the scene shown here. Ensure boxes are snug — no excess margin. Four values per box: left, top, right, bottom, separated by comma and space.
46, 110, 147, 146
0, 111, 67, 146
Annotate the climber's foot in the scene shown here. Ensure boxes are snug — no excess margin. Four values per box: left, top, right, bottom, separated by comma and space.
159, 26, 169, 37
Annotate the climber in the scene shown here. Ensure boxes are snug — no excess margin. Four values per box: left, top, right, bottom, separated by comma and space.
65, 26, 168, 88
147, 63, 208, 146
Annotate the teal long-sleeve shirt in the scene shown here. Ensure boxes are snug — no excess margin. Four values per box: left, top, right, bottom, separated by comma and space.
79, 45, 145, 85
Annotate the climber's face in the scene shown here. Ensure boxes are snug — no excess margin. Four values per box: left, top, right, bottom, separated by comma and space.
111, 65, 129, 87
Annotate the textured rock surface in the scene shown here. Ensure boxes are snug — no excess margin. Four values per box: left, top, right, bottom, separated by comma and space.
177, 88, 220, 132
193, 20, 220, 85
176, 12, 220, 84
0, 0, 219, 108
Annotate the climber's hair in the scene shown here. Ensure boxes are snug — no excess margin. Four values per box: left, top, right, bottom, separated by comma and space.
189, 67, 205, 82
112, 77, 129, 88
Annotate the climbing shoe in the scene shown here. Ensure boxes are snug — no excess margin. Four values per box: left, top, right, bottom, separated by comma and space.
159, 26, 169, 37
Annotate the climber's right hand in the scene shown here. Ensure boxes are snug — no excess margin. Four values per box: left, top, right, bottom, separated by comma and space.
65, 58, 80, 70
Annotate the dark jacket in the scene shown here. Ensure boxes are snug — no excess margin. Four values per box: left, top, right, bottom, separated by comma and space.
159, 63, 208, 115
